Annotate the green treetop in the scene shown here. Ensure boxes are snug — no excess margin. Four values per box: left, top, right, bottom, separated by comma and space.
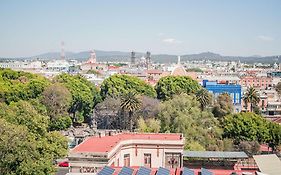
100, 74, 156, 99
155, 76, 201, 100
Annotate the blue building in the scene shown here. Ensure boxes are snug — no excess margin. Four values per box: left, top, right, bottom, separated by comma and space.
203, 80, 242, 112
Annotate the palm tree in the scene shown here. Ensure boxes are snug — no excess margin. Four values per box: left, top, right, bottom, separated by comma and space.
120, 91, 141, 131
243, 86, 260, 112
196, 88, 212, 111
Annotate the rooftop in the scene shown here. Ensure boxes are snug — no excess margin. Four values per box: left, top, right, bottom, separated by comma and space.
183, 151, 248, 159
72, 133, 183, 153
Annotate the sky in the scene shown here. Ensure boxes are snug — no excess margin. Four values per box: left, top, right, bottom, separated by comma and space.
0, 0, 281, 57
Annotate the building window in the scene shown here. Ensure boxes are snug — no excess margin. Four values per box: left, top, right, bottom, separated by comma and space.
165, 153, 181, 169
144, 154, 151, 168
124, 154, 130, 167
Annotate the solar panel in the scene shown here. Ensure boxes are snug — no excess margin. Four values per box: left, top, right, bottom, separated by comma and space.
156, 167, 170, 175
182, 167, 194, 175
201, 168, 213, 175
98, 166, 115, 175
118, 166, 134, 175
137, 166, 151, 175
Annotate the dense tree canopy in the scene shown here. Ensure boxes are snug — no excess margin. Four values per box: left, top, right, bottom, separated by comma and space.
138, 118, 161, 133
223, 112, 281, 151
0, 68, 49, 104
95, 95, 160, 130
212, 93, 234, 120
0, 101, 68, 175
224, 112, 270, 143
100, 74, 156, 99
0, 101, 49, 137
155, 76, 201, 100
55, 73, 100, 123
157, 93, 223, 150
42, 83, 72, 119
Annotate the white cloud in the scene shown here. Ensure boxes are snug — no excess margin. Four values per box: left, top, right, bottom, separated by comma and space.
257, 35, 274, 41
162, 38, 182, 44
157, 32, 165, 36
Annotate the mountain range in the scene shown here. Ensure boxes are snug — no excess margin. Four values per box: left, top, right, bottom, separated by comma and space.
1, 50, 281, 64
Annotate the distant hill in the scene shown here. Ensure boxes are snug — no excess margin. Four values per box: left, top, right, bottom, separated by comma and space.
28, 50, 145, 62
1, 50, 280, 64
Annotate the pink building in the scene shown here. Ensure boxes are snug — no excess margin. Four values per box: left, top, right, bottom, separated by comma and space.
240, 76, 273, 90
68, 133, 184, 173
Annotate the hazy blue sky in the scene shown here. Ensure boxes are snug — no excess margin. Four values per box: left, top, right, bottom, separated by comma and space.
0, 0, 281, 57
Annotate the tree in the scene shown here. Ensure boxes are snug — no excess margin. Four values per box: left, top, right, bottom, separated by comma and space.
95, 95, 160, 130
42, 83, 72, 119
86, 69, 101, 76
137, 96, 160, 120
243, 87, 260, 112
0, 101, 49, 137
237, 141, 260, 156
100, 74, 156, 99
223, 112, 270, 143
55, 73, 100, 123
120, 91, 142, 131
212, 93, 233, 120
185, 141, 206, 151
157, 93, 223, 150
137, 118, 161, 133
95, 96, 122, 129
268, 122, 281, 151
49, 116, 72, 131
196, 88, 213, 111
155, 76, 201, 100
0, 69, 49, 104
0, 118, 49, 175
0, 101, 68, 174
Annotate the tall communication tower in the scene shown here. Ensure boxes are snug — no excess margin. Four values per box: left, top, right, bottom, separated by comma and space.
61, 41, 65, 60
131, 51, 136, 65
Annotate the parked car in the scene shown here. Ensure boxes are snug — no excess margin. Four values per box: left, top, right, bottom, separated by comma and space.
58, 161, 69, 167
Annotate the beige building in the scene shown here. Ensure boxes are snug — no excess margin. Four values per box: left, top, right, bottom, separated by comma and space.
68, 133, 184, 173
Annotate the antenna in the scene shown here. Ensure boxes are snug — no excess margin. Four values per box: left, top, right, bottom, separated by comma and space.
61, 41, 65, 60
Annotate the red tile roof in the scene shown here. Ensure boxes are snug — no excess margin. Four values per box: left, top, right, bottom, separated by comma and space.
72, 133, 182, 153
